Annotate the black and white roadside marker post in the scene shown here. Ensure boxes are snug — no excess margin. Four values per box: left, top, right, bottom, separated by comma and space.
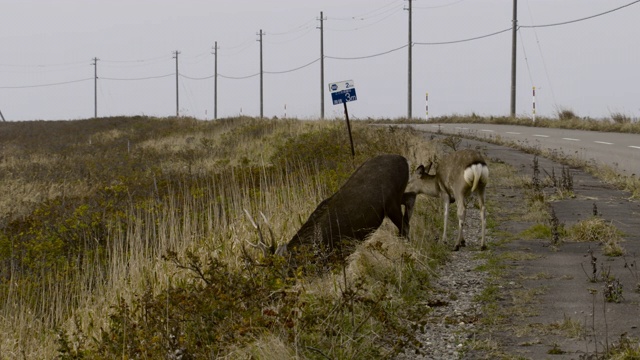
328, 79, 357, 158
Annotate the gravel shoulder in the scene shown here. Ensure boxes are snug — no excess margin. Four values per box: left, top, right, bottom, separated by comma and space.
396, 135, 640, 359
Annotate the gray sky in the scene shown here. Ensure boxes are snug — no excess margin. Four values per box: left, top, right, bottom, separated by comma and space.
1, 0, 639, 121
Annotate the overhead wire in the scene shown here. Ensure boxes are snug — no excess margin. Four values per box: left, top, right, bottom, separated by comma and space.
524, 0, 557, 107
100, 74, 174, 81
218, 72, 260, 80
2, 0, 638, 91
264, 58, 320, 74
265, 26, 316, 44
520, 0, 640, 28
0, 59, 89, 68
413, 0, 466, 10
268, 17, 317, 36
330, 0, 402, 21
518, 29, 534, 87
180, 73, 215, 81
326, 44, 408, 60
217, 40, 256, 57
414, 27, 512, 45
325, 5, 404, 32
0, 78, 93, 89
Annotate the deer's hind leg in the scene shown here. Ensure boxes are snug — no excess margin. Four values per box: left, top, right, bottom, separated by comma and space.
453, 199, 466, 251
478, 186, 487, 250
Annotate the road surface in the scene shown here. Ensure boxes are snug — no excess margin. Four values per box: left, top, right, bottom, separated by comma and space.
410, 123, 640, 177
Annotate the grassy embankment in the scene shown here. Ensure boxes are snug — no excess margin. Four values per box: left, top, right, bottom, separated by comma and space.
0, 116, 451, 358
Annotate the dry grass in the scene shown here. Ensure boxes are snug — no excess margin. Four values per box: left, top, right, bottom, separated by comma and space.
0, 117, 443, 358
567, 217, 625, 256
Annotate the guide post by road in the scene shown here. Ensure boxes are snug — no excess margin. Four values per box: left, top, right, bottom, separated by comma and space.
329, 79, 357, 158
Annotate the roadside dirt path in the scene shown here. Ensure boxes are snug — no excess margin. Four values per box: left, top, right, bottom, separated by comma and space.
394, 132, 640, 359
462, 137, 640, 359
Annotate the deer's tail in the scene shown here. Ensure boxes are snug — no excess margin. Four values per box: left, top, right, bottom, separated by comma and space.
464, 163, 489, 192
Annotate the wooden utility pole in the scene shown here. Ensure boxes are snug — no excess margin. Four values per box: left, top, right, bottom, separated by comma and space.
257, 29, 264, 118
213, 41, 219, 120
173, 50, 180, 117
92, 57, 99, 118
510, 0, 518, 117
407, 0, 413, 119
319, 11, 326, 119
0, 109, 6, 122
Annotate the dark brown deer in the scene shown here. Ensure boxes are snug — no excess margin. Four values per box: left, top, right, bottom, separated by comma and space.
405, 149, 489, 251
250, 154, 411, 266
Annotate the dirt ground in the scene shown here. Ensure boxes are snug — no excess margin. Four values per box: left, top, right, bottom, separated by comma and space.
456, 138, 640, 359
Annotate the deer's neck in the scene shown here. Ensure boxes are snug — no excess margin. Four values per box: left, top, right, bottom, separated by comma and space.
406, 175, 440, 197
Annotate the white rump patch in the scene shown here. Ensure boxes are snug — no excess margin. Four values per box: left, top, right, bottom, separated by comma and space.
464, 164, 489, 191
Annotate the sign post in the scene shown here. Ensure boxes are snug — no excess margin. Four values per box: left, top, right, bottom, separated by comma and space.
329, 80, 357, 158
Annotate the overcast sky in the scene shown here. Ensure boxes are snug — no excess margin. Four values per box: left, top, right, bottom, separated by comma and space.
1, 0, 639, 121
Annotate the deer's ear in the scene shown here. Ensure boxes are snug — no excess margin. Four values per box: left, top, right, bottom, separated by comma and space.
415, 164, 425, 175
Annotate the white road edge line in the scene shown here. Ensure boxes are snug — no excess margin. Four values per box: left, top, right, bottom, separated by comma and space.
533, 134, 549, 138
562, 138, 580, 141
594, 141, 614, 145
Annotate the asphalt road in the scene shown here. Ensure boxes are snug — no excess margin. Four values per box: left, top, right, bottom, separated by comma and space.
409, 123, 640, 177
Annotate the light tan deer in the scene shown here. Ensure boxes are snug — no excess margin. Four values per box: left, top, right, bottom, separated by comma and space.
405, 149, 489, 251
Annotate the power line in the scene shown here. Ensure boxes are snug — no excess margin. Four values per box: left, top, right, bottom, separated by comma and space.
326, 44, 408, 60
265, 26, 315, 44
524, 0, 557, 107
330, 0, 402, 21
325, 6, 404, 32
414, 27, 512, 45
3, 0, 639, 120
100, 74, 174, 81
264, 58, 320, 74
0, 60, 88, 68
520, 0, 640, 28
100, 55, 169, 64
0, 78, 93, 89
218, 72, 260, 80
413, 0, 466, 10
180, 74, 215, 80
268, 17, 316, 36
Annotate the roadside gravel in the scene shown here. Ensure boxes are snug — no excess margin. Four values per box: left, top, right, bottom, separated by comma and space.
395, 210, 489, 360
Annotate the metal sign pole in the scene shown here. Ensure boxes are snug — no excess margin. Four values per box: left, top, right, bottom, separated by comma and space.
343, 102, 355, 158
329, 79, 358, 159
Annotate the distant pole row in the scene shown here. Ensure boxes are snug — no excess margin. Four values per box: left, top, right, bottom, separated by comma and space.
85, 5, 522, 120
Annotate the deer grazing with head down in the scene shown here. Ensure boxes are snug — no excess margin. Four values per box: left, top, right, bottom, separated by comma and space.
248, 154, 412, 268
404, 149, 489, 251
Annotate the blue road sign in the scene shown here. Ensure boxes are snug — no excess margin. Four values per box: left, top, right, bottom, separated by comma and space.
329, 80, 357, 105
331, 88, 357, 105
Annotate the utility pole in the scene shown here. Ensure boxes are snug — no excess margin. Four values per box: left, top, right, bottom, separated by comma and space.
510, 0, 518, 117
318, 11, 326, 119
173, 50, 180, 117
406, 0, 413, 119
0, 109, 5, 122
92, 57, 99, 118
257, 29, 265, 118
213, 42, 219, 120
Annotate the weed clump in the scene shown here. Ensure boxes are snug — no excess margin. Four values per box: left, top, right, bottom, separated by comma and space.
568, 217, 624, 256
